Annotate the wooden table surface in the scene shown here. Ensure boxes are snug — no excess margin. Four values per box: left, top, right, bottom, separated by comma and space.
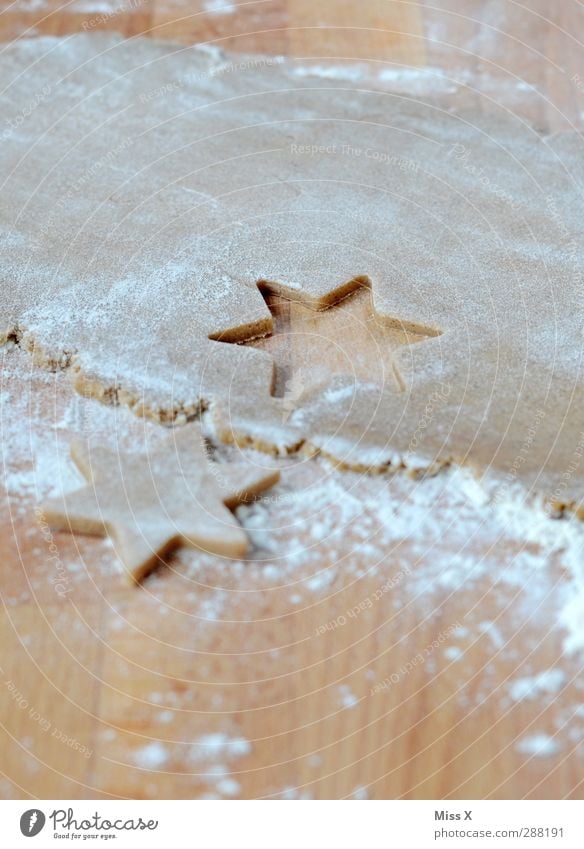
1, 0, 583, 800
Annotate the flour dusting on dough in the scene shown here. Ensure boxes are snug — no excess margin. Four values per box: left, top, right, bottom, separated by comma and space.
0, 34, 583, 513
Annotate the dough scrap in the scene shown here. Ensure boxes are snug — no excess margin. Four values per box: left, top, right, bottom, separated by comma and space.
41, 426, 280, 581
1, 34, 583, 514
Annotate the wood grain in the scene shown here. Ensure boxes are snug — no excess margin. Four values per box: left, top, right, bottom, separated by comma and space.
1, 0, 583, 800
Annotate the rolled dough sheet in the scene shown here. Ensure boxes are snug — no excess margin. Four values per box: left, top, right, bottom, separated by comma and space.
1, 34, 583, 514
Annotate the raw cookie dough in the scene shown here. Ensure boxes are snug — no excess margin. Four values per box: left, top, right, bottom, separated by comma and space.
1, 34, 583, 514
41, 426, 280, 581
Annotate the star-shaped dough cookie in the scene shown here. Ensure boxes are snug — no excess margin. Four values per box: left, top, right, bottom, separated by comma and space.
41, 427, 279, 582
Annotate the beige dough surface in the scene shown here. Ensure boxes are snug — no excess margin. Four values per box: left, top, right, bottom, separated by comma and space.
1, 34, 583, 514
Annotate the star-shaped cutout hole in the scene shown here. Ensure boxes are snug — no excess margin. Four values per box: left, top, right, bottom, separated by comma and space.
42, 426, 279, 582
210, 277, 441, 411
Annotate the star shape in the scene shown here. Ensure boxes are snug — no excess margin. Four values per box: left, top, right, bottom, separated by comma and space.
210, 276, 441, 411
41, 426, 279, 582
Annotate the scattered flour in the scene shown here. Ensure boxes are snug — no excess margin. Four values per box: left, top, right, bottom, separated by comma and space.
561, 593, 584, 655
180, 732, 251, 798
70, 0, 126, 11
352, 785, 369, 799
215, 777, 241, 796
14, 0, 49, 10
509, 669, 566, 702
203, 0, 236, 14
338, 684, 359, 709
515, 734, 561, 758
188, 733, 251, 764
133, 741, 169, 769
290, 62, 460, 95
444, 646, 463, 662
